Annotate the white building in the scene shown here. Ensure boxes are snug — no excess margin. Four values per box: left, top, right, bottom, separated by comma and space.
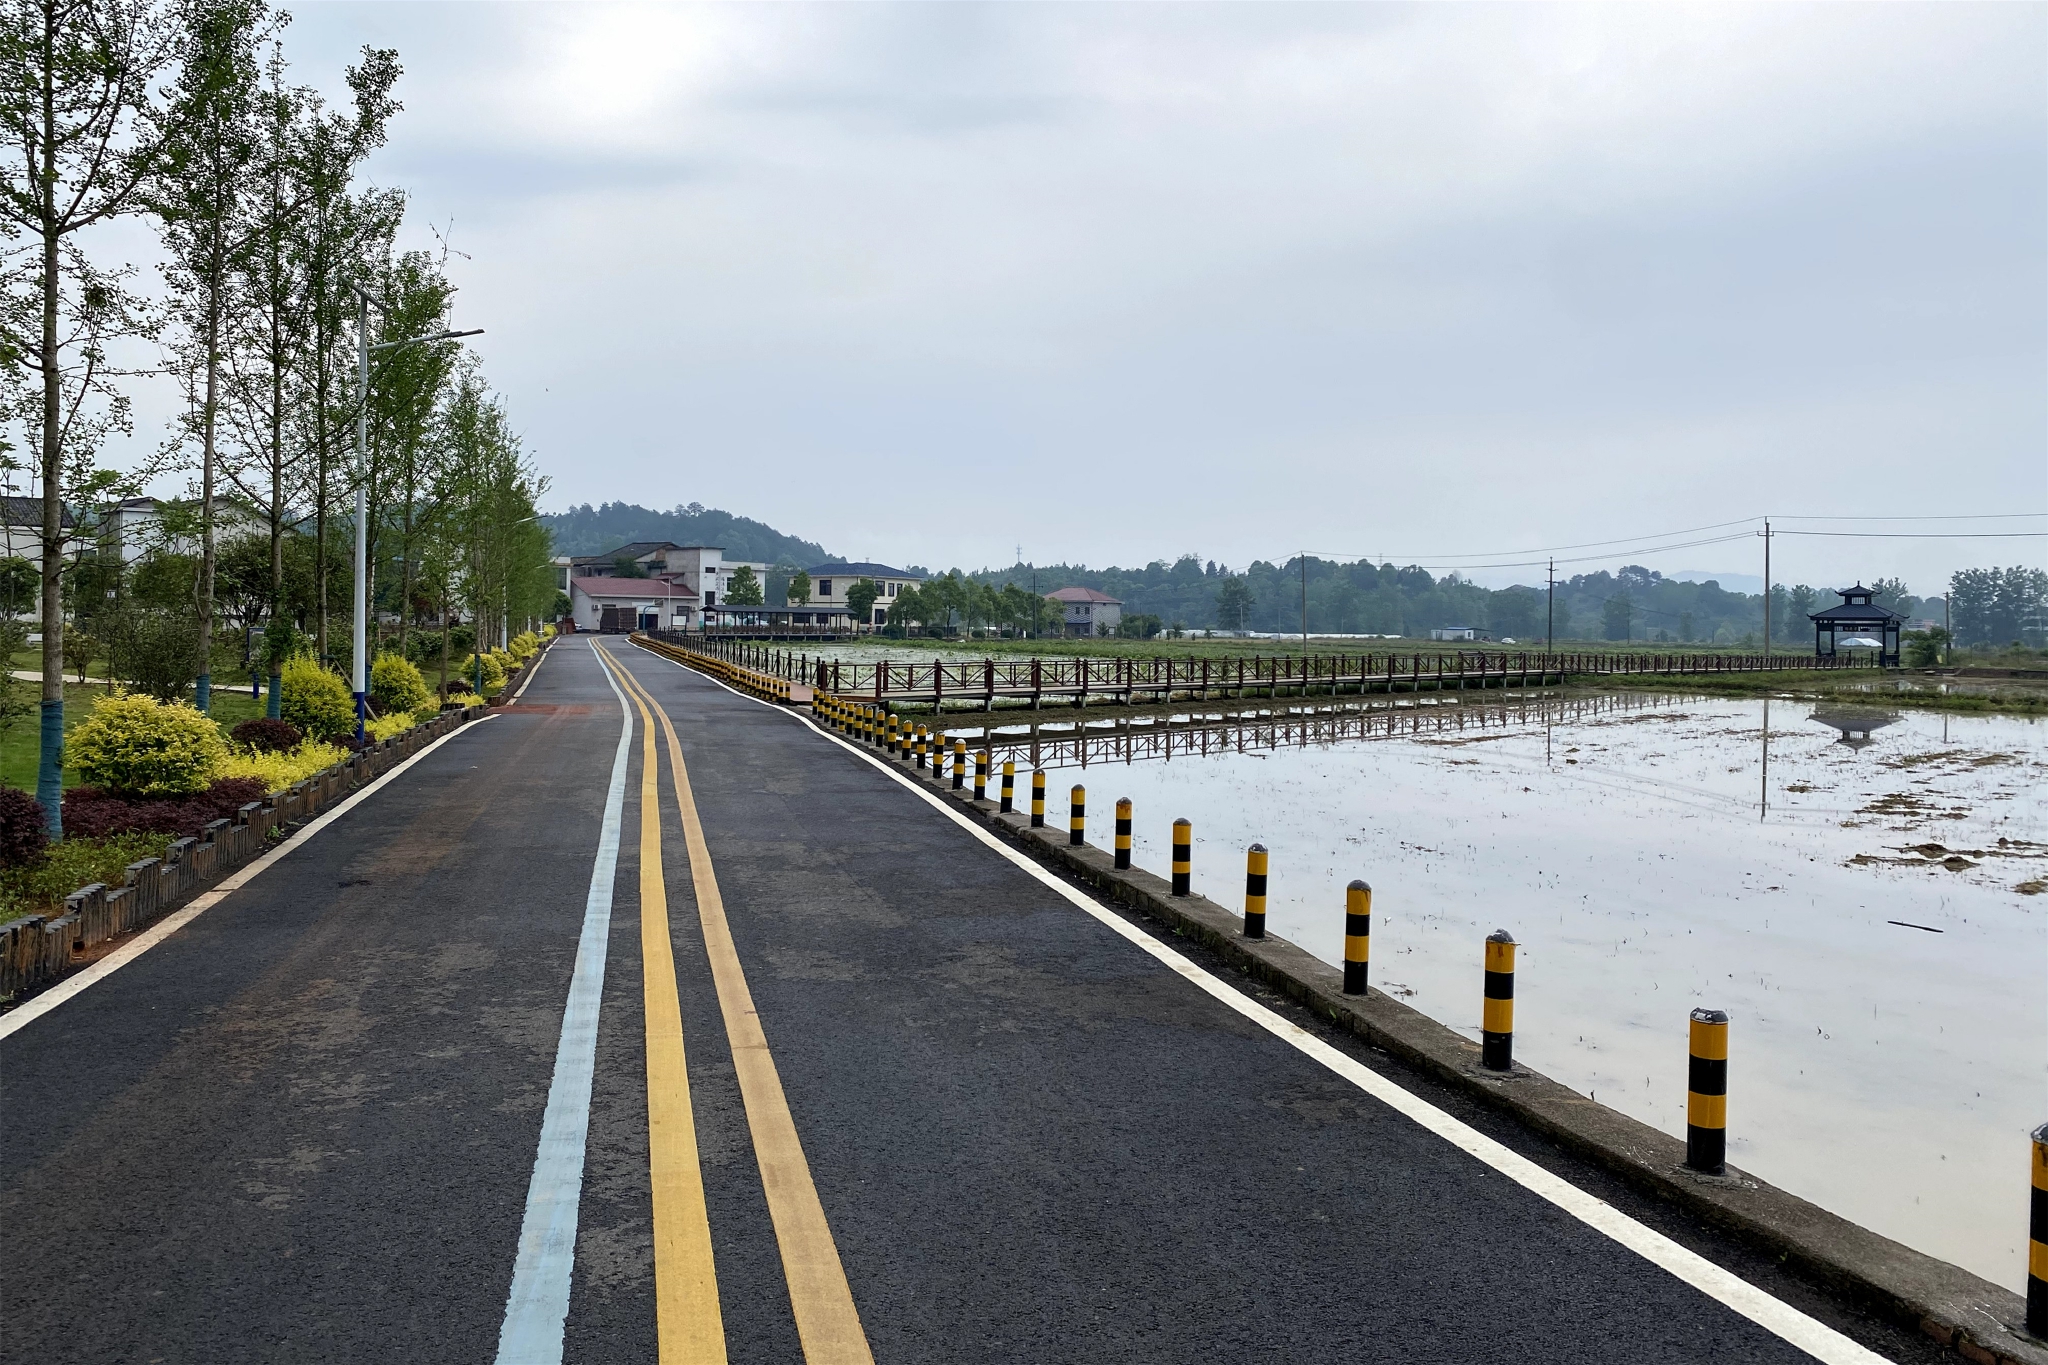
1429, 626, 1480, 641
569, 575, 700, 633
805, 562, 925, 629
1047, 586, 1122, 637
101, 496, 267, 563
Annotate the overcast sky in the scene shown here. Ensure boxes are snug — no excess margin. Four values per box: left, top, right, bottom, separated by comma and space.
133, 2, 2048, 592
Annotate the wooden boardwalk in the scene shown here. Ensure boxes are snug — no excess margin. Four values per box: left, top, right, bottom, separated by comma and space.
645, 632, 1872, 711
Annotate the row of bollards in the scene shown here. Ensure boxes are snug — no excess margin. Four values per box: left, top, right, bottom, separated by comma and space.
813, 699, 2048, 1298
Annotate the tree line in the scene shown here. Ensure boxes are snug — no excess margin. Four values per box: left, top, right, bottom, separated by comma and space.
2, 0, 551, 832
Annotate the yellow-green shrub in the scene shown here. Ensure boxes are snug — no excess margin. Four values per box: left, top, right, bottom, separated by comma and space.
456, 652, 506, 695
69, 694, 227, 796
364, 712, 416, 742
217, 740, 349, 792
445, 691, 483, 709
281, 658, 355, 740
508, 631, 539, 661
370, 653, 432, 714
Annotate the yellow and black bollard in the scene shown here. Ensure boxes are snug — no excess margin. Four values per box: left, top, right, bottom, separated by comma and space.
1000, 760, 1015, 814
1482, 930, 1516, 1071
1114, 799, 1132, 869
1244, 844, 1268, 938
2030, 1123, 2048, 1336
952, 739, 967, 789
974, 750, 989, 802
1342, 880, 1370, 995
1069, 785, 1086, 846
913, 723, 927, 768
887, 714, 900, 755
1171, 818, 1192, 895
1031, 771, 1046, 827
1686, 1008, 1730, 1176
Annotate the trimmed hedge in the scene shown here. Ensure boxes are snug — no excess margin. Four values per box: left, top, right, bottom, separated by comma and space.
62, 776, 270, 841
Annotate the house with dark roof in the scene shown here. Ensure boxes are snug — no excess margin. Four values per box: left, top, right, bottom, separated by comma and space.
1046, 586, 1122, 637
0, 496, 76, 579
806, 562, 924, 629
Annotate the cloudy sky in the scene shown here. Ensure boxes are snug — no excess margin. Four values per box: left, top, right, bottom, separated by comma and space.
156, 2, 2048, 590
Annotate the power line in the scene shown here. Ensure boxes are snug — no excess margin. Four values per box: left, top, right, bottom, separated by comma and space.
1774, 530, 2048, 540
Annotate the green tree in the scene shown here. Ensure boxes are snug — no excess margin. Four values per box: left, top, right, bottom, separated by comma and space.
1214, 576, 1253, 632
726, 564, 763, 606
843, 576, 876, 627
885, 583, 921, 629
1602, 594, 1633, 642
787, 568, 812, 606
147, 0, 272, 715
1, 0, 178, 831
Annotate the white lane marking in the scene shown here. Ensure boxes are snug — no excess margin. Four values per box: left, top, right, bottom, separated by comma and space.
629, 645, 1893, 1365
494, 642, 633, 1365
0, 716, 499, 1044
513, 642, 552, 703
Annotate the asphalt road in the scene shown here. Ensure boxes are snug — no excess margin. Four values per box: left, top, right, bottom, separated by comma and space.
0, 638, 1927, 1363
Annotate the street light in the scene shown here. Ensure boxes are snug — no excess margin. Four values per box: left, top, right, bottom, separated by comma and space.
354, 284, 482, 745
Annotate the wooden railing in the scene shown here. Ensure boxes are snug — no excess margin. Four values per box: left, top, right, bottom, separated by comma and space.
647, 633, 1870, 710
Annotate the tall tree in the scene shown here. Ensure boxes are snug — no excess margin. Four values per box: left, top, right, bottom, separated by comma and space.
365, 246, 455, 660
290, 45, 393, 666
148, 0, 270, 715
0, 0, 176, 831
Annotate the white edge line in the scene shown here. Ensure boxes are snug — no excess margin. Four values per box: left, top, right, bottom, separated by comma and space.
512, 641, 551, 702
624, 641, 1893, 1365
0, 714, 501, 1044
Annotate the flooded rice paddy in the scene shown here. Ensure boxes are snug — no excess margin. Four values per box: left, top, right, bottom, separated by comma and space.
946, 691, 2045, 1291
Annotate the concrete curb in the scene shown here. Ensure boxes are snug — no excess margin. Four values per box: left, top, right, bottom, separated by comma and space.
883, 749, 2043, 1365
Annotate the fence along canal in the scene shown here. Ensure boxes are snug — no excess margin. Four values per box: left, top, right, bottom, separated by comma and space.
648, 631, 1874, 710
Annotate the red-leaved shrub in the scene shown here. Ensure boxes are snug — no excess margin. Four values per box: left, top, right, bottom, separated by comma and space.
231, 718, 301, 753
0, 787, 50, 868
61, 777, 271, 841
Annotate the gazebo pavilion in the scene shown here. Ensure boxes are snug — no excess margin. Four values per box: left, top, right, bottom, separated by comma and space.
1808, 584, 1905, 667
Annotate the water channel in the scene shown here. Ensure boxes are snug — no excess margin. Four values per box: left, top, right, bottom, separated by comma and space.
939, 691, 2046, 1292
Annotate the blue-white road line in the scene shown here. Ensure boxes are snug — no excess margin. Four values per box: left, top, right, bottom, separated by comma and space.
493, 643, 634, 1365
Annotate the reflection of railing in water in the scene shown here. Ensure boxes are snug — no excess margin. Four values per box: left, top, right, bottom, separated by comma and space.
941, 691, 1663, 772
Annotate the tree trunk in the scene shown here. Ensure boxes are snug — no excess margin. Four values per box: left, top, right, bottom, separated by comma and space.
38, 219, 65, 835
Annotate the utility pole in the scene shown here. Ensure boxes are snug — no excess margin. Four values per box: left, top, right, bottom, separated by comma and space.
1546, 558, 1555, 654
1761, 518, 1772, 661
1300, 553, 1307, 648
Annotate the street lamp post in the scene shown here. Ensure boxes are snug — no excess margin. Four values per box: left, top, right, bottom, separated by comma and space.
354, 285, 481, 745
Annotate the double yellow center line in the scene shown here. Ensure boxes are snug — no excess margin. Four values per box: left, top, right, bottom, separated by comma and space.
598, 645, 874, 1365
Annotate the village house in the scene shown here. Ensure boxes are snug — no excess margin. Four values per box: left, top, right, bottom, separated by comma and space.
1047, 586, 1122, 637
806, 562, 924, 629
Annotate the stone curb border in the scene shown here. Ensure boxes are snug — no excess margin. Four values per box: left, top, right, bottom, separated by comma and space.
0, 640, 550, 1008
900, 739, 2042, 1365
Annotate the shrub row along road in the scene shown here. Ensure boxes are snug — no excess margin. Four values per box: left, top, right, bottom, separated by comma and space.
0, 639, 1929, 1363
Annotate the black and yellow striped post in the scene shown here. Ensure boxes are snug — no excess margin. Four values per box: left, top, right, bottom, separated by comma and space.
864, 707, 877, 744
2029, 1123, 2048, 1336
1000, 761, 1015, 814
1482, 930, 1516, 1071
1171, 818, 1192, 895
1686, 1008, 1730, 1176
974, 750, 989, 802
951, 739, 967, 789
913, 723, 927, 768
1342, 880, 1370, 995
1030, 771, 1046, 827
1114, 798, 1132, 869
887, 713, 900, 755
1069, 785, 1086, 846
1244, 844, 1268, 938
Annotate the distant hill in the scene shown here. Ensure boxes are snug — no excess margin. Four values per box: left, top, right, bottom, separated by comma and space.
542, 502, 830, 566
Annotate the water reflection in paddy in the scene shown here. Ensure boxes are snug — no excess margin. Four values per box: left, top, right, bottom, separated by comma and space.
953, 692, 2046, 1291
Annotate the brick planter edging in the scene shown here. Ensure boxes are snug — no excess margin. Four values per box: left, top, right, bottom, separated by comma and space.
888, 749, 2044, 1365
0, 697, 503, 1006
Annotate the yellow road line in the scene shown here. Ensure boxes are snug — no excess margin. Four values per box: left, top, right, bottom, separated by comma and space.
607, 650, 875, 1365
599, 647, 727, 1363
